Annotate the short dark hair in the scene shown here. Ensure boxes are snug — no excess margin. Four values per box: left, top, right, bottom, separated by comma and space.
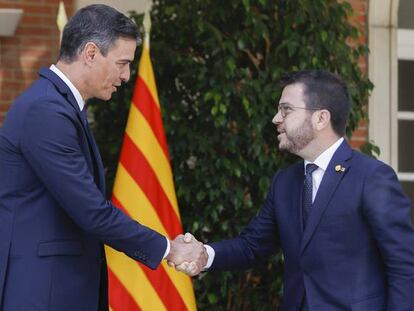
280, 70, 351, 136
59, 4, 139, 62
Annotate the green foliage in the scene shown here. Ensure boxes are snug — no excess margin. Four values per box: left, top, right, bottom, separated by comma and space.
89, 1, 374, 309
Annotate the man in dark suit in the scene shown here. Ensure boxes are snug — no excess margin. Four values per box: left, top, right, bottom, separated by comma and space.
0, 4, 206, 311
177, 70, 414, 310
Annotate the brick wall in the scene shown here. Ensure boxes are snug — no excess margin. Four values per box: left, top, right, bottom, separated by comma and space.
0, 0, 73, 124
347, 0, 369, 149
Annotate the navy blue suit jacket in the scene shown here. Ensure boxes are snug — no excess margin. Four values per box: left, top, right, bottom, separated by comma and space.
209, 141, 414, 310
0, 68, 167, 310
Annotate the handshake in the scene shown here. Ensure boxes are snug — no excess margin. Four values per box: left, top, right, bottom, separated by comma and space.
165, 233, 208, 276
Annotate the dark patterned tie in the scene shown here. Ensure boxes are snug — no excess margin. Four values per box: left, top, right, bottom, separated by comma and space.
302, 163, 318, 228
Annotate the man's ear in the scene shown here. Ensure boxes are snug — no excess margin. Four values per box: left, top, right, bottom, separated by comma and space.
82, 42, 99, 65
313, 109, 331, 131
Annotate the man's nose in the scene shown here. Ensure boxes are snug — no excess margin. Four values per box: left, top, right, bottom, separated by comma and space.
272, 110, 283, 125
120, 66, 131, 82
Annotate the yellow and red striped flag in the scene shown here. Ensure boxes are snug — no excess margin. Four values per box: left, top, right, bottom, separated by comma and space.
106, 10, 197, 311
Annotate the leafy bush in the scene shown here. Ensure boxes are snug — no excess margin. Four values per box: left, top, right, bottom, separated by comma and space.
89, 0, 374, 309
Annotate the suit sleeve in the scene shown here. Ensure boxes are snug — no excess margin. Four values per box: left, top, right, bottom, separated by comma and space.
362, 163, 414, 310
208, 174, 280, 271
20, 100, 167, 269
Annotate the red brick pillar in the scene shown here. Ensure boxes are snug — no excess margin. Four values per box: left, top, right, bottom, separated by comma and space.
348, 0, 369, 148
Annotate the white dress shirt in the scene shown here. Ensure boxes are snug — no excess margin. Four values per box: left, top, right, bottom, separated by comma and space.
304, 137, 344, 202
204, 137, 344, 269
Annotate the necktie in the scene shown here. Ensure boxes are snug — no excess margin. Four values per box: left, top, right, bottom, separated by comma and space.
302, 163, 318, 228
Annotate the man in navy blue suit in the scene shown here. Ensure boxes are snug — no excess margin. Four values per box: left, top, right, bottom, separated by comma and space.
0, 4, 206, 311
177, 70, 414, 310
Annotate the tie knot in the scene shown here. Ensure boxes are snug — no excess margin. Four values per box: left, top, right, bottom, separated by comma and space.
305, 163, 318, 175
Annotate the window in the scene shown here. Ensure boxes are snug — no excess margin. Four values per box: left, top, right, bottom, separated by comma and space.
397, 0, 414, 203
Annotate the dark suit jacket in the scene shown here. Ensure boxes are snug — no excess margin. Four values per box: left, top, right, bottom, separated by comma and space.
209, 141, 414, 310
0, 68, 167, 311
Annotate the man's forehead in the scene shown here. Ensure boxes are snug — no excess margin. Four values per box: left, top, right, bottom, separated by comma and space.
107, 37, 136, 59
280, 83, 305, 102
283, 82, 305, 93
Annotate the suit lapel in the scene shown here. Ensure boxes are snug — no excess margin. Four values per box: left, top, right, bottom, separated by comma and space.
291, 163, 306, 234
39, 68, 80, 114
81, 110, 106, 193
39, 68, 106, 193
280, 162, 306, 239
87, 124, 106, 192
300, 140, 353, 254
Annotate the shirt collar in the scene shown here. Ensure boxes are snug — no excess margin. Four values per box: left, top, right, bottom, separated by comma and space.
49, 64, 85, 111
304, 137, 344, 173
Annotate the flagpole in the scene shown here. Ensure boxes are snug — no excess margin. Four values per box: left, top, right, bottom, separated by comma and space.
143, 5, 152, 49
56, 1, 68, 43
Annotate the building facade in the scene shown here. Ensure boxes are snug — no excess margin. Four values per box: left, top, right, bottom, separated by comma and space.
369, 0, 414, 205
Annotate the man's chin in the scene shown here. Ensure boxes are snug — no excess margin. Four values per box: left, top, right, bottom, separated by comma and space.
278, 140, 288, 150
278, 142, 295, 154
96, 92, 114, 101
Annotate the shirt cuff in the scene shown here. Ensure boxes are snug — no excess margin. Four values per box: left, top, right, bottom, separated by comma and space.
204, 244, 215, 269
162, 238, 170, 259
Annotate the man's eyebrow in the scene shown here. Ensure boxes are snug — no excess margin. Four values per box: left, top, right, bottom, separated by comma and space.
117, 59, 132, 63
278, 102, 290, 107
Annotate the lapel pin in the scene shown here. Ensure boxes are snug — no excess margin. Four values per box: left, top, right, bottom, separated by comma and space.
335, 164, 346, 172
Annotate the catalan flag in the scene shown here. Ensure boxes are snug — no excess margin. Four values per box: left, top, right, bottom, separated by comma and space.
105, 10, 197, 311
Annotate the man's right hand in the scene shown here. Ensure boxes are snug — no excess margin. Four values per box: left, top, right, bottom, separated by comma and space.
166, 233, 208, 276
